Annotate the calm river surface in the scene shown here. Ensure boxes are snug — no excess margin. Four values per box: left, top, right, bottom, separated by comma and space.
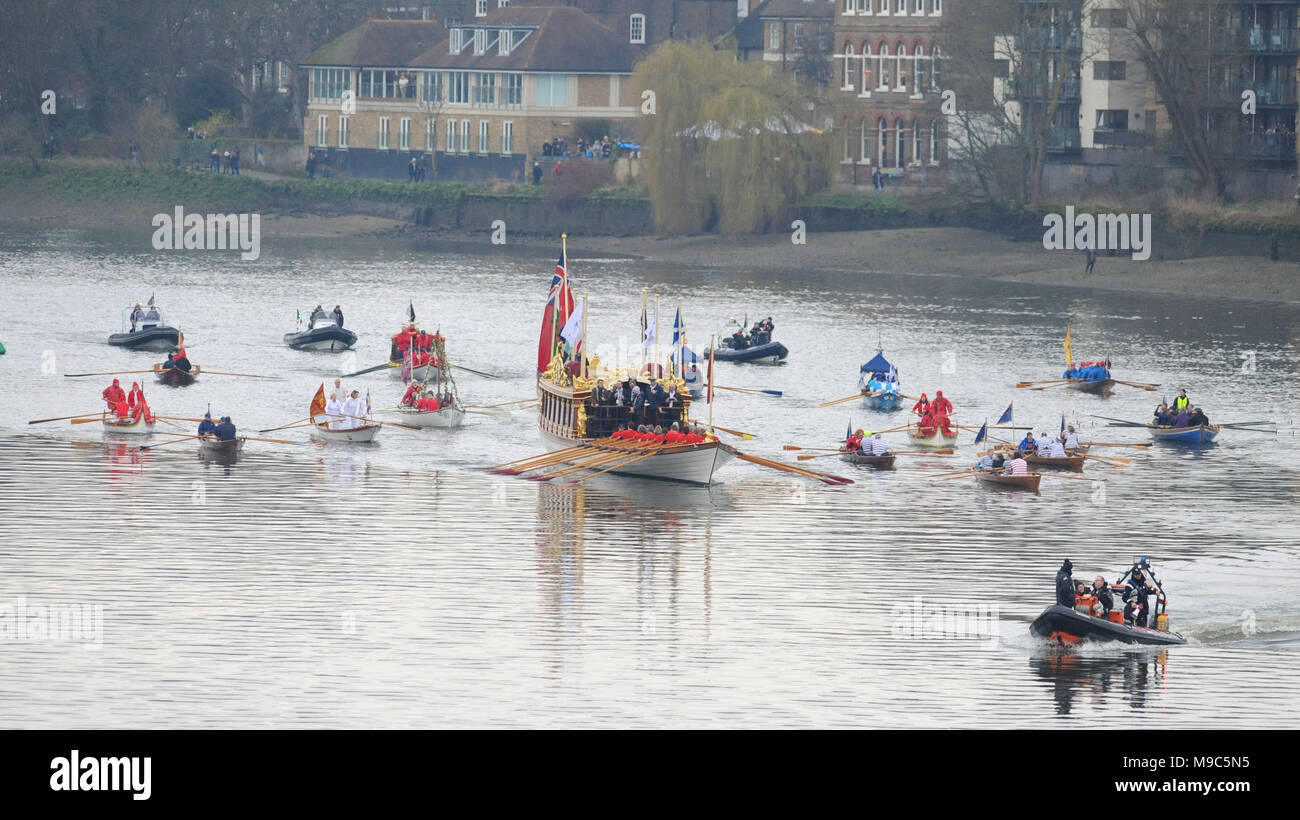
0, 227, 1297, 727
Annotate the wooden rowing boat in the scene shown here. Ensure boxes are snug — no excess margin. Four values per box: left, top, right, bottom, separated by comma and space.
1067, 378, 1114, 397
311, 420, 381, 443
839, 451, 896, 469
975, 471, 1042, 492
394, 405, 465, 428
154, 362, 199, 387
198, 436, 245, 459
907, 424, 958, 448
1147, 423, 1217, 445
1024, 453, 1085, 472
101, 412, 156, 435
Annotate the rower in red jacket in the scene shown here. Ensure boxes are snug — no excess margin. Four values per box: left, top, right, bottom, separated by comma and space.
846, 429, 865, 453
917, 409, 937, 437
126, 382, 153, 422
932, 390, 953, 416
934, 409, 955, 436
102, 379, 126, 415
912, 393, 930, 417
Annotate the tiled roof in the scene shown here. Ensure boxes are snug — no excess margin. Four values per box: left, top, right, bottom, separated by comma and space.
303, 19, 445, 67
411, 7, 644, 73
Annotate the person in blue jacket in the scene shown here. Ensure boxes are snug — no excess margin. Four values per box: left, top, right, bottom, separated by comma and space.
197, 412, 218, 437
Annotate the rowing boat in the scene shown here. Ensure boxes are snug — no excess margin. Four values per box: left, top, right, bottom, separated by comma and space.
1148, 423, 1217, 445
393, 405, 465, 428
311, 420, 381, 442
154, 362, 199, 387
198, 436, 245, 459
974, 471, 1041, 492
907, 424, 958, 448
863, 391, 904, 411
839, 451, 896, 469
1067, 378, 1115, 397
101, 412, 156, 435
1024, 453, 1085, 472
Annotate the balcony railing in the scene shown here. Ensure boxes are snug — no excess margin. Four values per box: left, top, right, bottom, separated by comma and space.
1005, 76, 1080, 102
1048, 126, 1081, 151
1215, 82, 1300, 106
1093, 130, 1156, 148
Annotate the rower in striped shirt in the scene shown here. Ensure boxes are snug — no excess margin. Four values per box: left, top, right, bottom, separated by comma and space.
870, 433, 888, 456
1004, 455, 1028, 476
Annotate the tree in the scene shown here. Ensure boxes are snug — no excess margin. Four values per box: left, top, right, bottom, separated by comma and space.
634, 41, 833, 235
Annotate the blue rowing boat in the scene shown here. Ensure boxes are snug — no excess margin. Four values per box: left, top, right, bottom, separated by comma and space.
859, 349, 902, 411
1148, 424, 1217, 445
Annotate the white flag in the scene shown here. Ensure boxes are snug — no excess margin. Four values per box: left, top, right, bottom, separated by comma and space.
560, 299, 584, 347
642, 311, 656, 349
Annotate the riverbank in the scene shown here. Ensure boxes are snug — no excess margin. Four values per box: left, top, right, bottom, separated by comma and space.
3, 158, 1296, 303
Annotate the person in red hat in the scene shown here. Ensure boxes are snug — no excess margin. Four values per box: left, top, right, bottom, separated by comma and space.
102, 378, 126, 415
932, 390, 953, 416
911, 393, 930, 417
126, 382, 152, 422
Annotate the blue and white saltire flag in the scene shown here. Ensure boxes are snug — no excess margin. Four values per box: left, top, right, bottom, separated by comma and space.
1061, 412, 1066, 434
974, 421, 988, 445
672, 307, 684, 346
642, 307, 657, 350
560, 298, 584, 349
997, 403, 1013, 425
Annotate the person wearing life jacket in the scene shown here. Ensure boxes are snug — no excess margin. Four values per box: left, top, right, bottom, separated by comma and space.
1123, 596, 1146, 627
846, 429, 866, 453
1172, 389, 1190, 412
102, 378, 126, 415
1124, 568, 1156, 628
1093, 575, 1114, 615
1055, 559, 1076, 607
911, 393, 929, 417
932, 390, 953, 416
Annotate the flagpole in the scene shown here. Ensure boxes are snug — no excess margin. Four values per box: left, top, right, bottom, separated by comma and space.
707, 333, 715, 433
640, 287, 648, 375
581, 291, 588, 380
676, 297, 684, 380
653, 294, 660, 378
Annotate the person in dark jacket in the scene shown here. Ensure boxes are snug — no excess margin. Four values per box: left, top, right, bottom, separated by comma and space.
215, 416, 237, 442
1123, 596, 1146, 627
1124, 568, 1155, 627
1187, 407, 1209, 427
1092, 575, 1114, 614
1056, 559, 1076, 607
332, 305, 344, 329
197, 412, 218, 437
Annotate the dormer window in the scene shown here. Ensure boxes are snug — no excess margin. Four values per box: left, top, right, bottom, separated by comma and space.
475, 0, 487, 17
474, 29, 486, 54
499, 29, 510, 55
450, 28, 463, 54
630, 14, 645, 44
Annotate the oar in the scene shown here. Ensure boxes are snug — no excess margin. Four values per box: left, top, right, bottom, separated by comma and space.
156, 415, 205, 423
1090, 415, 1148, 427
1113, 380, 1160, 390
154, 416, 186, 430
1216, 420, 1277, 430
71, 416, 109, 425
339, 363, 392, 378
716, 385, 782, 397
1031, 382, 1072, 391
1016, 378, 1071, 388
782, 444, 842, 452
1081, 441, 1150, 449
29, 412, 105, 424
570, 448, 663, 484
258, 417, 311, 433
468, 398, 538, 409
933, 471, 979, 481
140, 434, 202, 451
198, 370, 281, 379
463, 407, 511, 417
1040, 473, 1097, 482
488, 443, 603, 473
63, 369, 155, 378
730, 449, 853, 485
692, 422, 755, 440
1081, 452, 1130, 466
449, 363, 501, 379
533, 445, 649, 481
816, 393, 865, 408
241, 436, 299, 445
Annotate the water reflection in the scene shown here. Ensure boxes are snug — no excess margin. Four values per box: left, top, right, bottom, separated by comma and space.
1032, 649, 1169, 715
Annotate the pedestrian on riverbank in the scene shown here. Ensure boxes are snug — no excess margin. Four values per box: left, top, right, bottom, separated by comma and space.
532, 162, 542, 185
231, 147, 240, 175
306, 150, 317, 179
210, 147, 220, 172
1085, 248, 1096, 274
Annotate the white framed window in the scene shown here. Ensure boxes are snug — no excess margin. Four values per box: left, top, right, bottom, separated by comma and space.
421, 71, 443, 103
878, 43, 890, 89
844, 0, 854, 15
630, 14, 645, 44
860, 0, 872, 14
505, 73, 523, 106
502, 120, 513, 154
317, 114, 328, 147
460, 119, 470, 153
895, 41, 907, 90
311, 68, 349, 100
474, 29, 486, 54
914, 44, 927, 94
932, 45, 941, 88
842, 125, 851, 163
536, 74, 569, 106
932, 0, 942, 14
915, 0, 925, 15
896, 0, 905, 13
399, 117, 411, 150
448, 71, 470, 104
339, 115, 349, 148
446, 119, 458, 152
499, 30, 511, 55
879, 0, 889, 15
498, 0, 509, 5
478, 120, 489, 153
896, 118, 905, 166
860, 118, 870, 163
378, 116, 390, 149
931, 120, 940, 163
768, 23, 779, 50
912, 118, 921, 164
425, 118, 435, 152
842, 43, 855, 89
476, 0, 487, 17
878, 117, 888, 166
860, 43, 872, 95
474, 72, 495, 105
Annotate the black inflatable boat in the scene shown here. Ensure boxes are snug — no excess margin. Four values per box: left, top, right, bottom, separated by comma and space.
1030, 605, 1187, 646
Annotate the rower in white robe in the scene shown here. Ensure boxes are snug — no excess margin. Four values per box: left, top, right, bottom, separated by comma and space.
323, 392, 344, 429
341, 390, 366, 429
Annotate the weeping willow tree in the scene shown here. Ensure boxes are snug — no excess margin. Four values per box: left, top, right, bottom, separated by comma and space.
635, 42, 833, 235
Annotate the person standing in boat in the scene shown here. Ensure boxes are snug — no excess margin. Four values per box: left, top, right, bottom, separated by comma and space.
1063, 425, 1080, 450
323, 392, 344, 429
129, 304, 143, 333
911, 393, 930, 417
127, 382, 150, 421
197, 412, 218, 437
341, 390, 366, 429
1172, 389, 1191, 412
102, 378, 126, 415
932, 390, 953, 416
1124, 568, 1156, 628
332, 305, 344, 329
1055, 560, 1076, 607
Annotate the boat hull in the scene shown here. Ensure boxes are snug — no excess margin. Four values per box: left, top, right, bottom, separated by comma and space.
101, 415, 156, 435
863, 391, 903, 411
975, 472, 1041, 492
154, 364, 198, 387
1024, 454, 1085, 472
1067, 378, 1114, 397
1030, 604, 1186, 646
1148, 424, 1217, 445
199, 436, 245, 460
108, 326, 180, 352
539, 427, 733, 485
284, 326, 358, 351
387, 362, 439, 381
394, 407, 465, 428
707, 341, 789, 365
906, 426, 958, 448
310, 422, 381, 443
839, 452, 896, 469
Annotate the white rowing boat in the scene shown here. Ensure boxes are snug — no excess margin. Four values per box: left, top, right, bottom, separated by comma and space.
101, 412, 157, 435
393, 405, 465, 428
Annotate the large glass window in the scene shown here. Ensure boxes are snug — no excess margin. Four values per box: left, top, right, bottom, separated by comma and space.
317, 115, 328, 147
502, 120, 513, 154
478, 120, 489, 153
400, 117, 411, 150
421, 72, 444, 103
505, 73, 523, 106
448, 72, 470, 104
339, 116, 349, 148
474, 73, 496, 105
311, 68, 349, 100
378, 117, 389, 149
536, 74, 570, 106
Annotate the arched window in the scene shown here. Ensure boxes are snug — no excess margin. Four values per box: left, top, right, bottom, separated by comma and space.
630, 14, 645, 44
896, 0, 906, 14
934, 0, 943, 14
896, 117, 906, 166
913, 43, 926, 93
931, 45, 942, 89
895, 40, 907, 90
860, 42, 872, 92
912, 118, 921, 164
878, 42, 891, 89
843, 43, 855, 89
860, 118, 870, 162
843, 120, 852, 162
878, 116, 889, 166
930, 120, 940, 163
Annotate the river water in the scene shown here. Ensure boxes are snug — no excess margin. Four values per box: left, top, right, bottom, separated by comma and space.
0, 227, 1297, 728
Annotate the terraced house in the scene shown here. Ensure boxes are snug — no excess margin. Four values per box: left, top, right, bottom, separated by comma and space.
832, 0, 947, 188
302, 7, 644, 181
